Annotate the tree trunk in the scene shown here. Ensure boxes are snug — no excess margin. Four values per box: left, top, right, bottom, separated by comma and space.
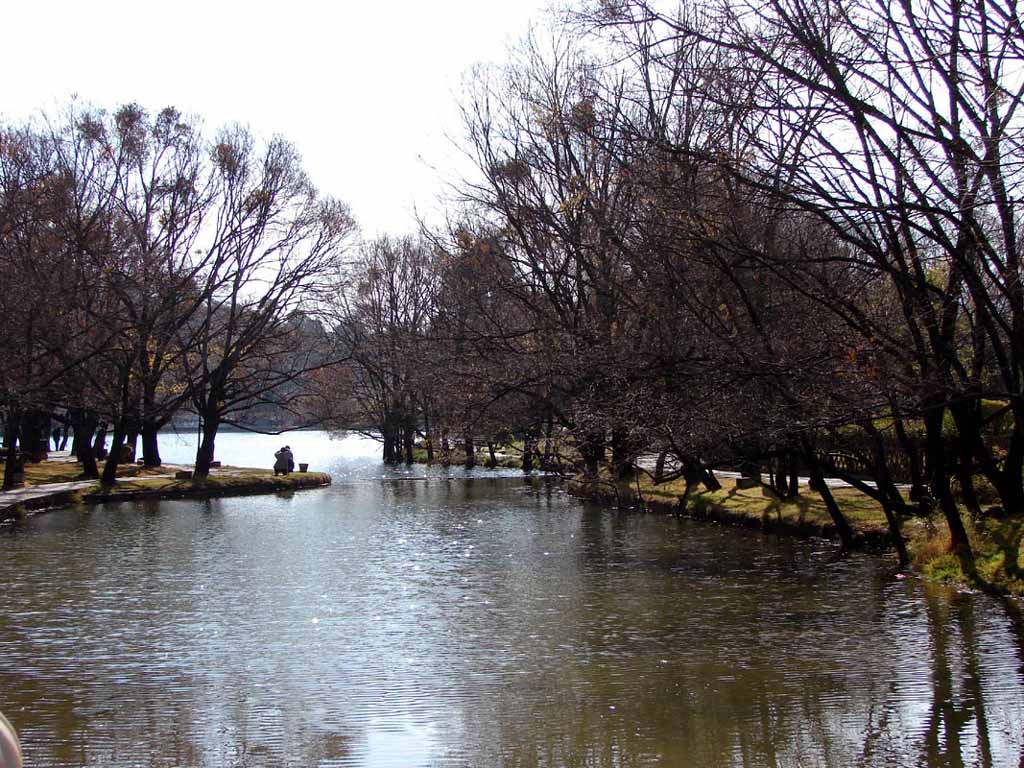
893, 411, 927, 501
382, 413, 401, 463
770, 457, 785, 497
72, 411, 100, 479
954, 441, 983, 517
93, 423, 108, 459
739, 459, 761, 485
403, 421, 415, 465
786, 452, 799, 498
542, 415, 555, 470
703, 467, 722, 491
194, 414, 220, 479
486, 442, 497, 468
579, 432, 605, 480
881, 500, 911, 568
423, 411, 434, 463
863, 422, 910, 567
125, 428, 138, 463
21, 411, 49, 462
804, 447, 855, 549
2, 410, 22, 490
654, 450, 668, 483
522, 436, 533, 474
611, 428, 633, 480
101, 422, 127, 486
995, 464, 1024, 516
952, 397, 1023, 516
924, 406, 974, 562
141, 420, 162, 467
948, 401, 985, 516
464, 435, 476, 468
995, 405, 1024, 514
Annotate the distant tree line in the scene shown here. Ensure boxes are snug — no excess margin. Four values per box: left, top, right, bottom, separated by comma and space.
330, 0, 1024, 568
0, 103, 354, 487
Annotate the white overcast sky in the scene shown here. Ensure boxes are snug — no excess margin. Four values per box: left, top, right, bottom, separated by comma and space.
0, 0, 554, 236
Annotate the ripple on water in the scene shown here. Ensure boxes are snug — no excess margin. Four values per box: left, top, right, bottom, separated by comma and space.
2, 437, 1024, 767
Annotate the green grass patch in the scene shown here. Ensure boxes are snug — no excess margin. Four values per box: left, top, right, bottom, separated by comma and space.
909, 514, 1024, 595
16, 460, 174, 486
624, 471, 890, 533
5, 457, 331, 506
82, 470, 331, 500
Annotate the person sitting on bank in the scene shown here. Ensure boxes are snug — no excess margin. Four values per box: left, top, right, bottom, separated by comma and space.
284, 445, 295, 473
274, 446, 293, 476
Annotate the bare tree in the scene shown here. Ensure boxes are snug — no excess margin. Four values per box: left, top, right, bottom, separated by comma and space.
183, 129, 355, 478
1, 115, 124, 486
458, 33, 657, 479
99, 105, 218, 470
331, 235, 439, 463
578, 0, 1024, 562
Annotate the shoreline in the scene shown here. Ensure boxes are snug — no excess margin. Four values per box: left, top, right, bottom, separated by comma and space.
569, 473, 1024, 599
576, 481, 896, 551
82, 471, 332, 504
0, 463, 331, 522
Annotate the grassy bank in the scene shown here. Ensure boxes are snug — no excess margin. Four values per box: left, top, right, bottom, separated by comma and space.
18, 460, 174, 486
80, 469, 331, 503
2, 458, 330, 516
573, 471, 1024, 597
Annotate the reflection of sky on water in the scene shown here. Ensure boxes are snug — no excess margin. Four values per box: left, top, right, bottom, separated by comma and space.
2, 433, 1023, 766
361, 716, 442, 766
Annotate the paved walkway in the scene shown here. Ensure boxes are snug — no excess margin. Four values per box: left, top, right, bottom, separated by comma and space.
0, 478, 101, 515
0, 455, 269, 519
0, 454, 180, 518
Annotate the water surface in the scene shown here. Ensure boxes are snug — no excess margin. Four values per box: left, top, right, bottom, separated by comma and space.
2, 433, 1023, 766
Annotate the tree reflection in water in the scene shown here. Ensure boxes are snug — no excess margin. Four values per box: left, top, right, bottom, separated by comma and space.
1, 474, 1022, 767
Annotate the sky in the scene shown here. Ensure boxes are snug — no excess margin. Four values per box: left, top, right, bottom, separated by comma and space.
0, 0, 554, 237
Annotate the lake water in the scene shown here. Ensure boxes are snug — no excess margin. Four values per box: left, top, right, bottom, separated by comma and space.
2, 432, 1023, 767
139, 428, 375, 472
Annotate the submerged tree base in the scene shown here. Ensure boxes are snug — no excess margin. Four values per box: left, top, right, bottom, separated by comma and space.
409, 444, 529, 470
